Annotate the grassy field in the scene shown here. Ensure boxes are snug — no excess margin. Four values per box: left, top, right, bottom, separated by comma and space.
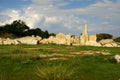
0, 44, 120, 80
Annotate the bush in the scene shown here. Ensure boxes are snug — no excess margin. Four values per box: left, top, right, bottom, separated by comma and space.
0, 33, 16, 39
0, 20, 50, 38
96, 33, 113, 42
114, 37, 120, 43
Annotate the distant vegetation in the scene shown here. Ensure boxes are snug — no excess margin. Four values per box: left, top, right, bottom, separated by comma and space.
114, 37, 120, 43
0, 20, 50, 38
96, 33, 113, 42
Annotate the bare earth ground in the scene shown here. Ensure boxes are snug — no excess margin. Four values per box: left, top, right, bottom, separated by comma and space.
39, 50, 110, 61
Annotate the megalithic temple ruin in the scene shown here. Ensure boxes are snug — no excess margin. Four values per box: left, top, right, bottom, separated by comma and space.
0, 24, 120, 47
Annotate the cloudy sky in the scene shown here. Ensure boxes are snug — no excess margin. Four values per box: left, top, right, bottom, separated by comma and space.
0, 0, 120, 36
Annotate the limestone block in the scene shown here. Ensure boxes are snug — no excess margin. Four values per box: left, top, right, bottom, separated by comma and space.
0, 38, 3, 45
36, 36, 42, 41
111, 42, 118, 47
48, 36, 56, 43
39, 39, 48, 44
114, 55, 120, 63
86, 41, 101, 46
73, 36, 80, 45
104, 43, 113, 47
55, 33, 66, 44
17, 36, 38, 44
14, 40, 20, 45
66, 34, 72, 45
3, 38, 14, 45
89, 35, 97, 41
99, 39, 113, 45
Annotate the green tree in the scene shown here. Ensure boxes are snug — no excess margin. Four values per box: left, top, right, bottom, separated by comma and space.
11, 20, 29, 36
96, 33, 113, 42
114, 37, 120, 43
44, 30, 49, 38
0, 20, 50, 38
0, 20, 29, 37
49, 33, 56, 36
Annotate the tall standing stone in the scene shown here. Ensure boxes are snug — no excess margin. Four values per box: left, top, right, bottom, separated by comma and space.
80, 24, 89, 45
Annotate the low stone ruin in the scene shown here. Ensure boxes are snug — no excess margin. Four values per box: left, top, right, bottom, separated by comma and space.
0, 24, 120, 47
0, 36, 42, 45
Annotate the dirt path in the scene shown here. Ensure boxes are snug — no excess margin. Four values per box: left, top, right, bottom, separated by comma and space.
39, 50, 110, 61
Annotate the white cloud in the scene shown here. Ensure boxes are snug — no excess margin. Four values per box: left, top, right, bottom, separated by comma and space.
0, 9, 20, 25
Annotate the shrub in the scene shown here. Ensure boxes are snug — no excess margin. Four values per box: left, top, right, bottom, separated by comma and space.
96, 33, 113, 42
0, 33, 16, 39
36, 63, 75, 80
114, 37, 120, 43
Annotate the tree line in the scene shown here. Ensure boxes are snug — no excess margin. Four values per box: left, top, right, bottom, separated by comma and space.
0, 20, 50, 38
96, 33, 120, 43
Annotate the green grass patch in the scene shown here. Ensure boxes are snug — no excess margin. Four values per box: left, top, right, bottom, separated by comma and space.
0, 44, 120, 80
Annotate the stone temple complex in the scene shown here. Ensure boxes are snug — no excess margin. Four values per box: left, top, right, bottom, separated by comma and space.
0, 24, 120, 47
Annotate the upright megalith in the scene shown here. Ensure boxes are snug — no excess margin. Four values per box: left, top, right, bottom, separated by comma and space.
55, 33, 66, 44
80, 24, 89, 45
